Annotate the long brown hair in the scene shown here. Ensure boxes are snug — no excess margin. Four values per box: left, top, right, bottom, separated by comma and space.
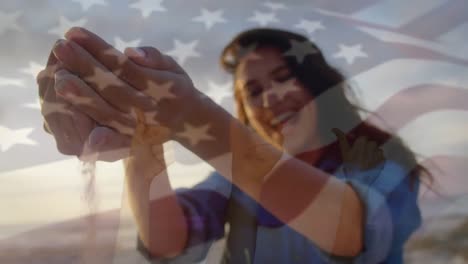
219, 28, 431, 189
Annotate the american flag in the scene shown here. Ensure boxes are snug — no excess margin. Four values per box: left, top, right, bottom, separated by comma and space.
0, 0, 467, 263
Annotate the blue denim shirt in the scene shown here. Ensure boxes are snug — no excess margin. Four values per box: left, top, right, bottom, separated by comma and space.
137, 159, 421, 263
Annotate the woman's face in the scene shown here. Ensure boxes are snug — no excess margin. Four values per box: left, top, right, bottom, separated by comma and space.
235, 46, 320, 155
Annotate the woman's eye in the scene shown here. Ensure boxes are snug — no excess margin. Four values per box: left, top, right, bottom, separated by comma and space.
276, 73, 293, 83
248, 88, 262, 97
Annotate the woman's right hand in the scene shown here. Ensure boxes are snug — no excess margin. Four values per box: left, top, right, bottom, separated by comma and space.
37, 44, 132, 162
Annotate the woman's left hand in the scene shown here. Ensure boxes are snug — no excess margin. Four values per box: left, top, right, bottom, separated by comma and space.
51, 27, 200, 145
332, 128, 385, 175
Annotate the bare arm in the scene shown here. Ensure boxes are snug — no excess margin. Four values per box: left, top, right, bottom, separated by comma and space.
174, 96, 364, 257
123, 142, 188, 258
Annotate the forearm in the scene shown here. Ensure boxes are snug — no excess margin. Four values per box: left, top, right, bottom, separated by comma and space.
174, 94, 363, 256
123, 144, 188, 258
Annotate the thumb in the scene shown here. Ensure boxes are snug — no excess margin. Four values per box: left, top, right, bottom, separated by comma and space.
124, 46, 185, 74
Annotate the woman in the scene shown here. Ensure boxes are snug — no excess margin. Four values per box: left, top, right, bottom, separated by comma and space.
38, 27, 426, 263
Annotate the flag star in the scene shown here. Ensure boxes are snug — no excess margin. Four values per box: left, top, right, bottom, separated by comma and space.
263, 79, 299, 106
176, 123, 215, 146
114, 36, 141, 53
0, 126, 37, 152
333, 44, 368, 65
84, 66, 116, 91
263, 1, 288, 11
41, 102, 72, 116
166, 39, 201, 66
205, 80, 233, 104
145, 80, 176, 102
71, 0, 108, 11
48, 15, 87, 37
247, 11, 279, 27
22, 99, 41, 109
20, 61, 44, 79
0, 10, 22, 35
192, 8, 227, 30
130, 0, 167, 19
144, 110, 160, 126
283, 39, 319, 64
294, 19, 325, 35
67, 94, 94, 106
103, 48, 128, 76
0, 76, 24, 87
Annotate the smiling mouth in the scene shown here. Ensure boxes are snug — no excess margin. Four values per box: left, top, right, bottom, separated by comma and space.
270, 111, 298, 130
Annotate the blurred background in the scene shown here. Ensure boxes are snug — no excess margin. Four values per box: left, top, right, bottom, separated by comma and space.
0, 0, 467, 263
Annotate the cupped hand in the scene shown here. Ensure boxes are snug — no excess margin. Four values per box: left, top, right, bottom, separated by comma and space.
37, 47, 96, 157
51, 27, 198, 143
38, 27, 189, 162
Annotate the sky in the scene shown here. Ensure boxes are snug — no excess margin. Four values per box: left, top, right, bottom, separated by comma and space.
0, 0, 467, 262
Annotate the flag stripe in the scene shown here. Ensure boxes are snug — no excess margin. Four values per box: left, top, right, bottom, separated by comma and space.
399, 0, 468, 40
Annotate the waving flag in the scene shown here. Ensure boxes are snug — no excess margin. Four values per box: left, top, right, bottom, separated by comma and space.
0, 0, 467, 263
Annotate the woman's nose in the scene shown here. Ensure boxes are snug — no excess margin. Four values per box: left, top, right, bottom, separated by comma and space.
262, 88, 280, 108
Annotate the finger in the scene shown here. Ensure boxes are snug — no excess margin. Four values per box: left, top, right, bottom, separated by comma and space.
37, 42, 61, 100
63, 27, 156, 90
38, 51, 65, 135
80, 126, 131, 162
63, 27, 182, 95
371, 147, 385, 168
331, 128, 351, 159
53, 39, 157, 113
124, 47, 185, 74
54, 70, 137, 136
43, 85, 83, 155
363, 141, 377, 169
350, 136, 366, 169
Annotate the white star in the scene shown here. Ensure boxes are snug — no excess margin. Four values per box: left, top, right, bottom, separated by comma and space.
294, 19, 325, 35
205, 80, 233, 104
283, 39, 319, 64
263, 79, 300, 107
41, 102, 72, 116
130, 0, 167, 19
144, 110, 160, 126
333, 44, 368, 65
114, 36, 141, 53
48, 15, 87, 37
0, 76, 24, 87
84, 66, 116, 91
166, 39, 201, 66
22, 99, 41, 109
192, 8, 227, 30
145, 80, 176, 102
247, 11, 279, 27
263, 1, 288, 11
66, 93, 94, 106
20, 61, 44, 79
0, 10, 22, 35
0, 126, 37, 152
176, 123, 215, 146
71, 0, 108, 11
103, 48, 128, 76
